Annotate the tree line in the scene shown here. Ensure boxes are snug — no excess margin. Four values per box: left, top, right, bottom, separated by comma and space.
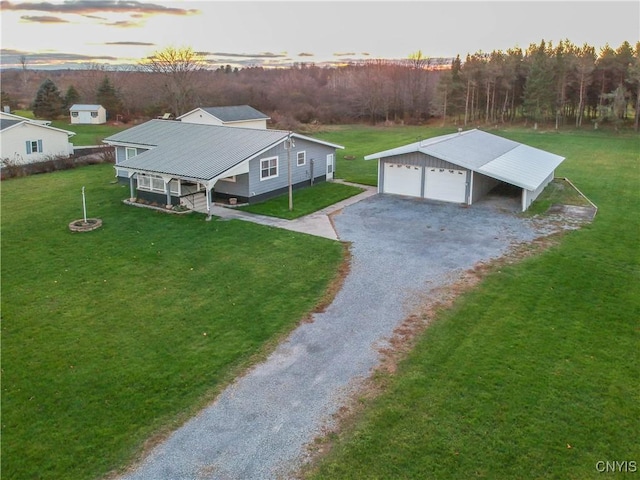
1, 39, 638, 130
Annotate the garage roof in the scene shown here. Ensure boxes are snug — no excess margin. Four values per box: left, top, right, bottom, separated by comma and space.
364, 129, 565, 191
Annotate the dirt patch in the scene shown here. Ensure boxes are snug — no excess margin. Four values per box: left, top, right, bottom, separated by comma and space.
547, 204, 597, 221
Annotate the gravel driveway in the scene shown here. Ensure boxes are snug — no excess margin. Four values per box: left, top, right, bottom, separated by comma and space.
119, 195, 552, 480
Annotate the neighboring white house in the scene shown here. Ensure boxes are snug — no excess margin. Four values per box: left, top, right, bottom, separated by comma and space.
177, 105, 270, 129
365, 129, 565, 212
1, 118, 75, 165
69, 104, 107, 125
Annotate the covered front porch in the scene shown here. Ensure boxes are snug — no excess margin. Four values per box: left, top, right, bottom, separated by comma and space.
119, 161, 250, 216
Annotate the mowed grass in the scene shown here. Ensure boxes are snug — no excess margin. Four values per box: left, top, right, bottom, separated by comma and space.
13, 109, 129, 146
0, 164, 344, 479
313, 124, 457, 185
307, 127, 639, 479
238, 181, 364, 219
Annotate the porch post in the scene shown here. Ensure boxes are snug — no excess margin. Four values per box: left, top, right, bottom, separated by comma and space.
128, 174, 135, 201
165, 181, 172, 208
206, 187, 212, 217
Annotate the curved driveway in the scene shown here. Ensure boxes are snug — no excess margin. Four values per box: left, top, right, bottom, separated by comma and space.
120, 195, 549, 480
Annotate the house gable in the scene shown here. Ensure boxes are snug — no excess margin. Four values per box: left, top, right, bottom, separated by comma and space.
177, 105, 270, 129
1, 120, 75, 164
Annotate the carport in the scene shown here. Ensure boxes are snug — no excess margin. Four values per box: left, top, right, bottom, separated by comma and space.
364, 129, 565, 212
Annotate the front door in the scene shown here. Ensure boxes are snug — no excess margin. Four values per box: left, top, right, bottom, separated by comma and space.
326, 154, 334, 180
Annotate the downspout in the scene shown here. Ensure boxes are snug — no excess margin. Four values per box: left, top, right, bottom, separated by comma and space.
310, 159, 314, 186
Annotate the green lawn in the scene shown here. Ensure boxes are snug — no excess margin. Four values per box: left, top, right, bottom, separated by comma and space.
0, 164, 344, 480
313, 124, 458, 185
12, 109, 129, 146
52, 121, 129, 146
238, 181, 364, 219
306, 127, 639, 479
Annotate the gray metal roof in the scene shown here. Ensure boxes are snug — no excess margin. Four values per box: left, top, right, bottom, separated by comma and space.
104, 120, 341, 181
0, 119, 21, 131
365, 129, 564, 191
69, 104, 103, 111
193, 105, 270, 123
0, 118, 76, 136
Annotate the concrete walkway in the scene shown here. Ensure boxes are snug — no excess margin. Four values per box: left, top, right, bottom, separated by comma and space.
207, 182, 377, 240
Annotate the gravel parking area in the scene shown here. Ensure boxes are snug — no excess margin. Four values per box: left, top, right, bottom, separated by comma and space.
119, 195, 563, 480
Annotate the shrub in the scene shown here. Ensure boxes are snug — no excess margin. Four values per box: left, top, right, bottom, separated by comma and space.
1, 147, 116, 180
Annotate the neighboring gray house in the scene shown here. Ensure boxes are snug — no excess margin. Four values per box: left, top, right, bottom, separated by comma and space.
177, 105, 270, 129
103, 120, 342, 213
364, 129, 565, 212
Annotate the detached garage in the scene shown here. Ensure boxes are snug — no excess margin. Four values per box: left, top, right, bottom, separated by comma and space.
364, 129, 565, 212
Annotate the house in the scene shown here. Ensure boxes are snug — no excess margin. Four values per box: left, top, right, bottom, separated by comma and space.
103, 120, 342, 213
1, 117, 75, 166
177, 105, 270, 129
364, 129, 565, 212
69, 104, 107, 125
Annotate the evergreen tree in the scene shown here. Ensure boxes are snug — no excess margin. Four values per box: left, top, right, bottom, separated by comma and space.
96, 76, 122, 120
64, 85, 81, 110
522, 41, 556, 123
1, 90, 17, 111
32, 79, 65, 119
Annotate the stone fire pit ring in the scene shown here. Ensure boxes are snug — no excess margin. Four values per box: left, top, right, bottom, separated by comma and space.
68, 218, 103, 232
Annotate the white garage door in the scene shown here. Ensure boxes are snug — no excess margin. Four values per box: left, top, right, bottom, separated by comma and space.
383, 163, 422, 197
424, 168, 467, 203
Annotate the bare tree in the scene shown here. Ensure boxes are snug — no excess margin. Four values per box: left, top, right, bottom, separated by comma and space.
19, 55, 29, 88
575, 44, 596, 127
138, 46, 205, 116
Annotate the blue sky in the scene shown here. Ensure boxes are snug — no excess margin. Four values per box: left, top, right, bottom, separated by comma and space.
1, 1, 638, 69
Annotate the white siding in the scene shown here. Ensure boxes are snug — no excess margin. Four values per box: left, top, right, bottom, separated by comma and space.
179, 110, 267, 129
522, 171, 554, 211
1, 123, 73, 164
70, 107, 106, 124
471, 171, 500, 204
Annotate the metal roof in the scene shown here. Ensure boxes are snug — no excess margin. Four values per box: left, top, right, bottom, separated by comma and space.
0, 118, 76, 136
104, 120, 342, 181
178, 105, 270, 123
69, 104, 103, 111
0, 119, 21, 131
365, 129, 564, 191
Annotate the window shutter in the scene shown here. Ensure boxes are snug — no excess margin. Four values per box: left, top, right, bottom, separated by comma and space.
37, 140, 43, 152
26, 141, 32, 154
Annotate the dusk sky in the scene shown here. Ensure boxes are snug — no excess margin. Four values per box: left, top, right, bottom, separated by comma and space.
1, 1, 638, 70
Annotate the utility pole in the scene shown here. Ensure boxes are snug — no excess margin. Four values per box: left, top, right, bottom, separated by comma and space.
286, 132, 295, 211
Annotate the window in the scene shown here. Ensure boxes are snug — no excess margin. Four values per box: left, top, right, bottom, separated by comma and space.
91, 112, 98, 118
25, 140, 42, 154
220, 175, 236, 183
125, 147, 137, 160
136, 175, 180, 195
297, 151, 306, 166
260, 156, 278, 180
71, 111, 79, 117
137, 175, 150, 190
